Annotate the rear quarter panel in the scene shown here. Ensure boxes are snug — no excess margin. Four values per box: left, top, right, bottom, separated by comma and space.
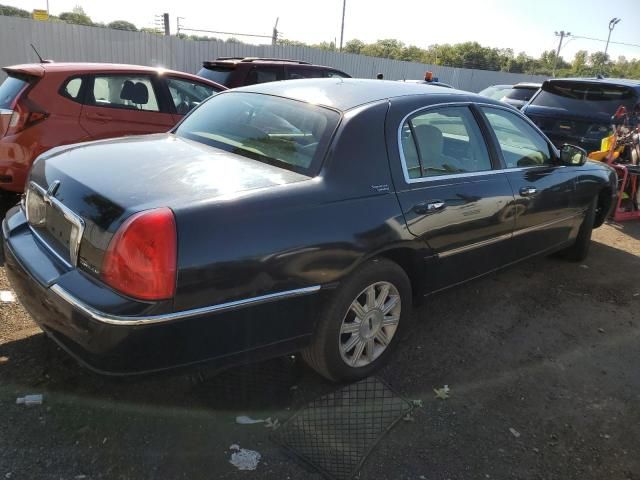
172, 101, 421, 312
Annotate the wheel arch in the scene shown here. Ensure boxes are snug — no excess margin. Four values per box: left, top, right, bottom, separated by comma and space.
594, 186, 613, 228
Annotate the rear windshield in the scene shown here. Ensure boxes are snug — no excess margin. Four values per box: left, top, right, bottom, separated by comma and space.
479, 85, 511, 100
505, 87, 538, 101
0, 76, 27, 109
197, 66, 233, 86
530, 82, 637, 115
175, 92, 340, 176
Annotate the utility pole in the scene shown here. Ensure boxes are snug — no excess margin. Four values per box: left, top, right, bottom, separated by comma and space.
162, 13, 170, 36
552, 30, 570, 77
339, 0, 346, 52
272, 17, 279, 46
604, 17, 621, 59
176, 17, 184, 36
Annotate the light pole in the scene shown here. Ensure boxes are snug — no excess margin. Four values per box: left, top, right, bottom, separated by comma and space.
552, 30, 570, 77
339, 0, 346, 52
604, 17, 621, 59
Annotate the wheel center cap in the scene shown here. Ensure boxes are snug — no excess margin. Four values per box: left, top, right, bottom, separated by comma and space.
360, 309, 383, 339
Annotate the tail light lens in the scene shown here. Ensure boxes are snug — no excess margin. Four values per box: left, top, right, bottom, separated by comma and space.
101, 208, 177, 301
5, 101, 49, 136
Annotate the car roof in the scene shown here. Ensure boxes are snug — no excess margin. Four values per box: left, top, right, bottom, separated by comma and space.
4, 62, 226, 88
547, 77, 640, 89
233, 78, 485, 111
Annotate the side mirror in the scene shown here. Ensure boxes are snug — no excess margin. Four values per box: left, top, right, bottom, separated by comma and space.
560, 144, 587, 166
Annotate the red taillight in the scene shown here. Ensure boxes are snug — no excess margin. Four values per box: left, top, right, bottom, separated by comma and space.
5, 101, 48, 136
101, 208, 177, 301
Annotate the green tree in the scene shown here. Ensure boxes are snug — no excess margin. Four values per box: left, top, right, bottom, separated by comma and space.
277, 39, 309, 47
59, 6, 93, 26
0, 4, 30, 17
572, 50, 589, 75
361, 39, 404, 59
107, 20, 137, 31
589, 51, 609, 71
344, 39, 365, 54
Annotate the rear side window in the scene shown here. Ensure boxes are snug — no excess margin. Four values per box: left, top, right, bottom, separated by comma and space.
246, 67, 283, 85
166, 77, 218, 115
531, 82, 637, 115
89, 75, 159, 112
287, 68, 324, 80
0, 76, 27, 109
60, 77, 84, 102
197, 66, 234, 86
400, 106, 492, 179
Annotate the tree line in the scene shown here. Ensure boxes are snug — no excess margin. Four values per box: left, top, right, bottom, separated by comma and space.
2, 3, 638, 78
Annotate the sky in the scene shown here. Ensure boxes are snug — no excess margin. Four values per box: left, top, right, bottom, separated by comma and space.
6, 0, 640, 61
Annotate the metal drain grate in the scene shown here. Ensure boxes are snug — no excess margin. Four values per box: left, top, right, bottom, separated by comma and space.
274, 376, 412, 480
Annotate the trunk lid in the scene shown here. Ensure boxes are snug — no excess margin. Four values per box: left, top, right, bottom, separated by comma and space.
27, 133, 310, 274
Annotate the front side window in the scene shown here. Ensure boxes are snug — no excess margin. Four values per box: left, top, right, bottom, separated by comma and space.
400, 106, 492, 179
175, 92, 340, 175
166, 77, 217, 115
90, 75, 159, 112
481, 107, 552, 168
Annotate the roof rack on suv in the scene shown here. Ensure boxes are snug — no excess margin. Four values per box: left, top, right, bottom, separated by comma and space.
213, 57, 311, 65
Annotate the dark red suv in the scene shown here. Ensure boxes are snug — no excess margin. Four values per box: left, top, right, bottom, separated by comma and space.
197, 57, 350, 88
0, 63, 225, 194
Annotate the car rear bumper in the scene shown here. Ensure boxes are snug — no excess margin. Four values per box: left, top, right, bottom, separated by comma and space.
3, 207, 321, 375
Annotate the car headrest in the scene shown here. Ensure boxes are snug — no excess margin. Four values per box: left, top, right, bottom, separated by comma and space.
412, 124, 443, 160
130, 82, 149, 105
120, 80, 135, 101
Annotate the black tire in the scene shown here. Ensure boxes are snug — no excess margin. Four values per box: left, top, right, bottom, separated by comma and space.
560, 197, 597, 262
301, 258, 412, 382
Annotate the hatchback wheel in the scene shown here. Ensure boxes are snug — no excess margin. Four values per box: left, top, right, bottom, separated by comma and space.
302, 258, 411, 382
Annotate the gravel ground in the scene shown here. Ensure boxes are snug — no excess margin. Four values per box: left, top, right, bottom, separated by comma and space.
0, 221, 639, 480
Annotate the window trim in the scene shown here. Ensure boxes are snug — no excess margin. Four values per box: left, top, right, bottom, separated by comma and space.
397, 101, 561, 184
85, 73, 166, 113
397, 102, 496, 184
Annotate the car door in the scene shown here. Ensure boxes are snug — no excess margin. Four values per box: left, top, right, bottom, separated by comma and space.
79, 73, 175, 139
162, 76, 221, 123
478, 105, 578, 258
387, 100, 517, 291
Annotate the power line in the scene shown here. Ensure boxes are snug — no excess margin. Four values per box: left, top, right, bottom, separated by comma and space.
571, 34, 640, 49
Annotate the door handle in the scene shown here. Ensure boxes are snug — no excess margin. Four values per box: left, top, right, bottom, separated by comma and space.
519, 187, 537, 197
413, 200, 446, 215
86, 112, 112, 122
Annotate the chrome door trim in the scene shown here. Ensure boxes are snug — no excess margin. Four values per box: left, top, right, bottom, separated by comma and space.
438, 232, 512, 259
50, 284, 322, 326
512, 213, 582, 238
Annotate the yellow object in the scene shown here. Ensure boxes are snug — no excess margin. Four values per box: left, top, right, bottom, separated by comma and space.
600, 134, 615, 152
32, 9, 49, 21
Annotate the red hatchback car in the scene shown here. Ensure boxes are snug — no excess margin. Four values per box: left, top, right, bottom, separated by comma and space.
0, 63, 225, 194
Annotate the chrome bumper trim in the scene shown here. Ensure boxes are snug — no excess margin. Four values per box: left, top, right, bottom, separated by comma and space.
49, 284, 322, 326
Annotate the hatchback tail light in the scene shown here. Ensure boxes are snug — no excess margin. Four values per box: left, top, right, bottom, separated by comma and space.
101, 208, 177, 301
5, 100, 49, 136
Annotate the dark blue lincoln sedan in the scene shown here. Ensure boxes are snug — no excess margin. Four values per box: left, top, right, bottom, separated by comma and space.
2, 79, 617, 381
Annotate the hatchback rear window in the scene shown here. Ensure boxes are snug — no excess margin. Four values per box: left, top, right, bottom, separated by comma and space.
197, 66, 234, 86
505, 87, 537, 101
530, 82, 637, 116
175, 92, 340, 176
0, 76, 28, 109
